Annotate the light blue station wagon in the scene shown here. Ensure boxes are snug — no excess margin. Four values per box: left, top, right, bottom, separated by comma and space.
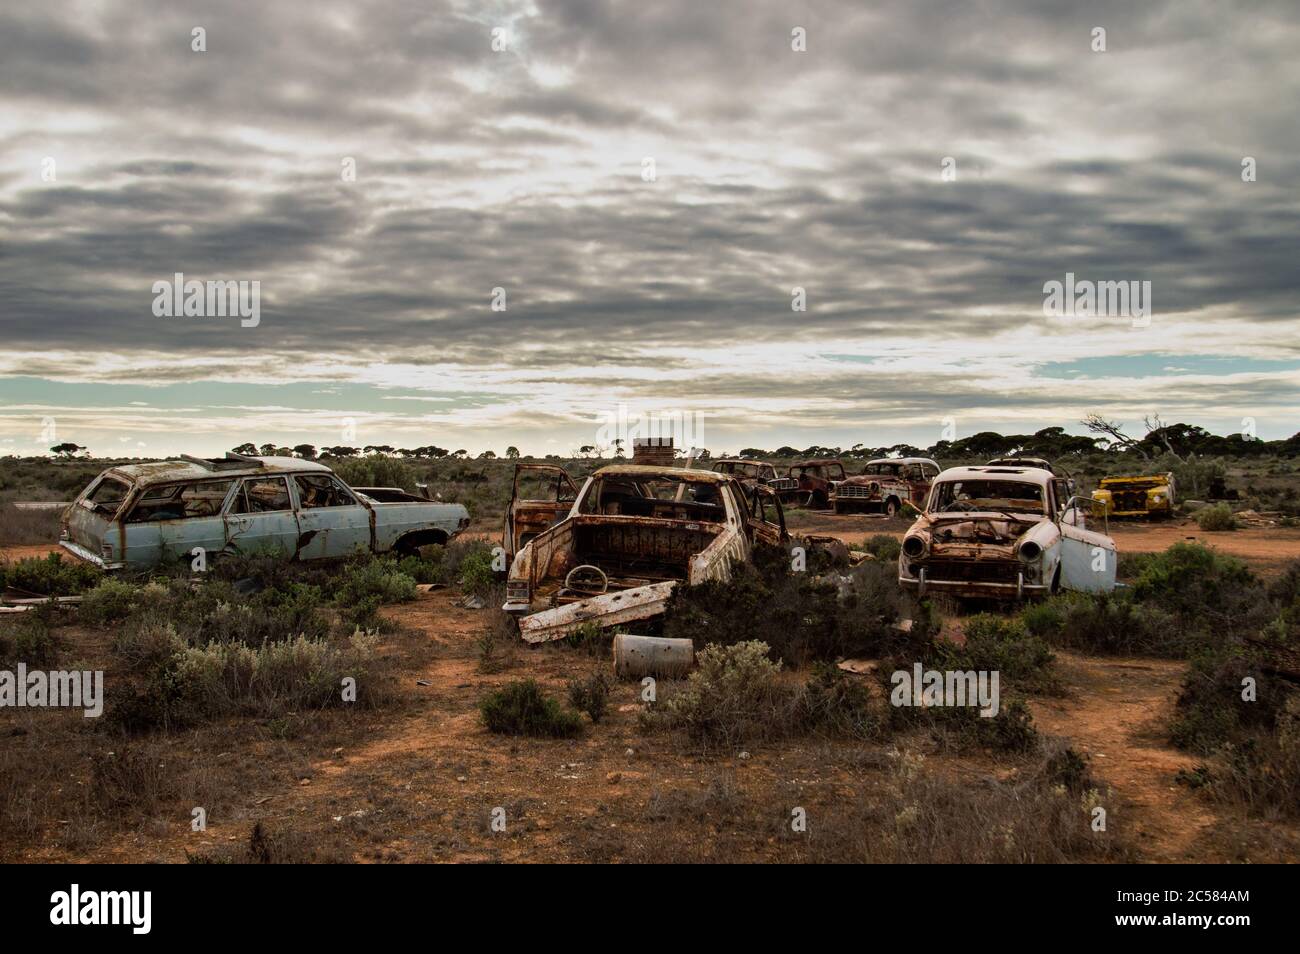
59, 453, 469, 571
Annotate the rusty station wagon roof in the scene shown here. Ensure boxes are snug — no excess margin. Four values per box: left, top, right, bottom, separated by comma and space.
102, 455, 333, 487
592, 464, 733, 484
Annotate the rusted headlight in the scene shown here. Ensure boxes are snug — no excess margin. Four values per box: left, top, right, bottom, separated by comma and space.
1019, 541, 1041, 562
902, 536, 926, 559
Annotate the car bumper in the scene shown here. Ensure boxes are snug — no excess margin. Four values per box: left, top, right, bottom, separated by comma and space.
899, 568, 1048, 600
58, 540, 124, 571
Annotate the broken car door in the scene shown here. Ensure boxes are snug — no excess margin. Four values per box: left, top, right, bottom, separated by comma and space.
745, 483, 787, 546
124, 478, 235, 567
1057, 495, 1116, 592
223, 475, 299, 557
505, 464, 578, 559
292, 474, 372, 560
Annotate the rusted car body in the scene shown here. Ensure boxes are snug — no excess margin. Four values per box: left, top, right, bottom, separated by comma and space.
1091, 473, 1175, 519
59, 453, 469, 570
899, 465, 1116, 600
772, 459, 846, 508
710, 459, 781, 487
504, 464, 787, 641
832, 457, 939, 515
503, 463, 580, 563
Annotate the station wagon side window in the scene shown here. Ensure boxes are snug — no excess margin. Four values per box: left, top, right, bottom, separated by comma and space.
294, 474, 357, 509
126, 479, 235, 522
84, 476, 131, 516
231, 476, 292, 514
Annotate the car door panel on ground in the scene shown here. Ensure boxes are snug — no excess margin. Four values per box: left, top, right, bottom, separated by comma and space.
293, 474, 372, 559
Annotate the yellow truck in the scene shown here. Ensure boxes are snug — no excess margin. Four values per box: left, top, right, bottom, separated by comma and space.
1091, 473, 1176, 519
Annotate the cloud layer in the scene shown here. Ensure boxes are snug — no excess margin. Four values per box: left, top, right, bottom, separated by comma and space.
2, 0, 1298, 455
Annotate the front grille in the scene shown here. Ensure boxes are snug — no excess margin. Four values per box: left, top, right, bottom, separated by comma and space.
1112, 491, 1148, 511
768, 478, 797, 491
923, 559, 1019, 583
836, 485, 878, 499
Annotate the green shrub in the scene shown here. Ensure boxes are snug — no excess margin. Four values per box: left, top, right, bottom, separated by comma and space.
942, 614, 1056, 692
658, 641, 793, 745
1130, 542, 1254, 618
1021, 592, 1186, 657
333, 557, 417, 606
479, 679, 584, 738
861, 534, 902, 563
1204, 698, 1300, 818
79, 578, 140, 626
113, 614, 186, 672
796, 662, 879, 739
111, 630, 380, 733
0, 617, 58, 667
458, 547, 496, 598
1169, 642, 1283, 754
567, 671, 611, 724
664, 553, 924, 666
1196, 503, 1238, 531
2, 553, 100, 596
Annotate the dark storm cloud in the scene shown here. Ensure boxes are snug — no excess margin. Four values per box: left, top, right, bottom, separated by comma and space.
1, 0, 1299, 440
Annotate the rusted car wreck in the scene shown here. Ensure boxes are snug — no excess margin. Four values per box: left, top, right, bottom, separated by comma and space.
899, 465, 1116, 600
503, 464, 787, 642
60, 453, 469, 570
832, 457, 939, 515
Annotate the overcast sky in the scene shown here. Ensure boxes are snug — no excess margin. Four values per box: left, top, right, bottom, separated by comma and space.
2, 0, 1298, 457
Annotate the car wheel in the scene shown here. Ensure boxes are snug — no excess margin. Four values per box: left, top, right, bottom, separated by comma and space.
885, 498, 899, 517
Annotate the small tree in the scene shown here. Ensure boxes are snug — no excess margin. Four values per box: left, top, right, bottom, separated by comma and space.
506, 446, 520, 459
50, 442, 85, 458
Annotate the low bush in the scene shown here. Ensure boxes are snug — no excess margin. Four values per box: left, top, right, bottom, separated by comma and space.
663, 550, 928, 666
1196, 503, 1238, 531
656, 641, 793, 746
942, 614, 1056, 692
1021, 592, 1186, 657
110, 630, 380, 733
479, 679, 584, 738
1129, 542, 1254, 619
0, 616, 58, 667
2, 553, 100, 596
567, 671, 611, 724
780, 743, 1125, 863
795, 662, 879, 739
78, 578, 141, 626
1169, 642, 1284, 755
860, 534, 902, 563
332, 557, 417, 607
1203, 697, 1300, 819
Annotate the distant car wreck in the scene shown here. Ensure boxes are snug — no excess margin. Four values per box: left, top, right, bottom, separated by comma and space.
503, 464, 787, 642
1091, 472, 1176, 519
59, 453, 469, 570
899, 465, 1116, 600
832, 457, 939, 515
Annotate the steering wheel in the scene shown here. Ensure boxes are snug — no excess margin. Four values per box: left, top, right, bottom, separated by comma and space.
564, 564, 609, 596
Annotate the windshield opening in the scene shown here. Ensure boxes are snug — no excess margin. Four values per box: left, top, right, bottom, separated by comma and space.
578, 475, 726, 522
929, 479, 1046, 514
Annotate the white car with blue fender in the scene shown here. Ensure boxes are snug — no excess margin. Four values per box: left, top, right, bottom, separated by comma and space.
898, 465, 1116, 600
